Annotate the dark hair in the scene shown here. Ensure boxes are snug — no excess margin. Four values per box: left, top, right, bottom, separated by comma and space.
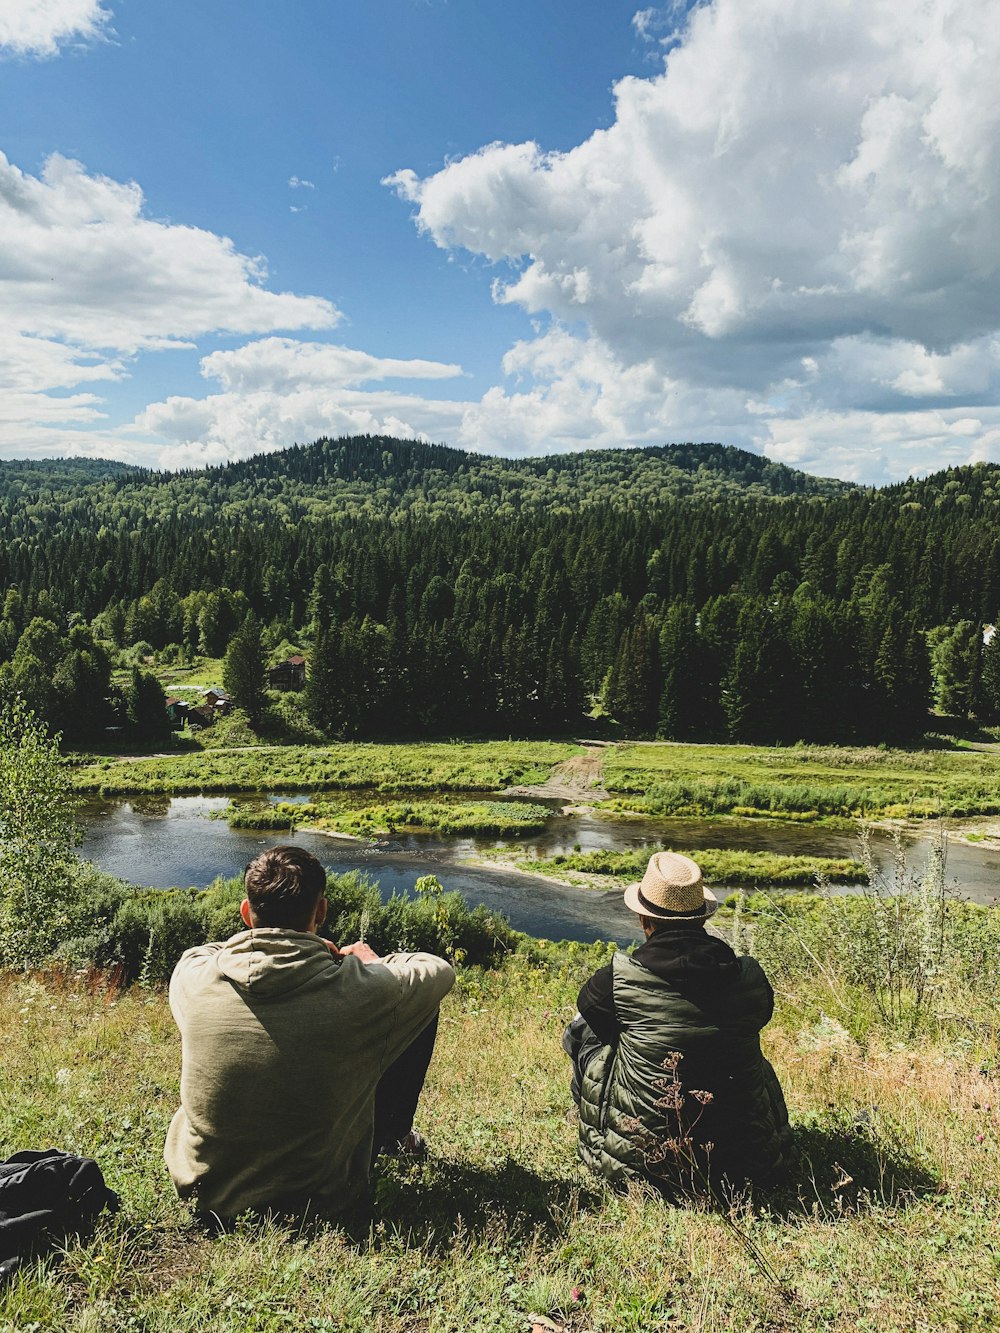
243, 845, 327, 930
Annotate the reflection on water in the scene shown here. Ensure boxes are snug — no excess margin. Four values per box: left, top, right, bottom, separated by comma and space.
79, 793, 1000, 947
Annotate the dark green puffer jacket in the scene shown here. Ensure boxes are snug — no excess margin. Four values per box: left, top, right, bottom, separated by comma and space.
577, 948, 792, 1193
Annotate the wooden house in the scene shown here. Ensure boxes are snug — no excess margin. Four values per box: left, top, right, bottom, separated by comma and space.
267, 655, 307, 690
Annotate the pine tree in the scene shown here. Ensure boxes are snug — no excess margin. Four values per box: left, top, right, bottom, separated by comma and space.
657, 601, 707, 739
977, 626, 1000, 721
125, 667, 171, 744
927, 620, 981, 718
604, 617, 661, 733
223, 614, 267, 724
722, 601, 794, 743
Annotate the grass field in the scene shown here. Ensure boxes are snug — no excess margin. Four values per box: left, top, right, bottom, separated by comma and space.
515, 846, 866, 888
66, 734, 1000, 826
68, 741, 580, 797
1, 938, 997, 1333
604, 741, 1000, 820
225, 798, 553, 838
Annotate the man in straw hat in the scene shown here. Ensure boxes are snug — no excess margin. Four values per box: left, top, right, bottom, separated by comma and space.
564, 850, 792, 1195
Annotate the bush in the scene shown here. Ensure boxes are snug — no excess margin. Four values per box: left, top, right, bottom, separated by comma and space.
745, 829, 998, 1032
105, 892, 212, 983
44, 866, 520, 985
0, 697, 84, 968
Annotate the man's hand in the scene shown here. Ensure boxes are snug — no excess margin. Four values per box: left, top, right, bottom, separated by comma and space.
321, 938, 343, 958
338, 941, 381, 964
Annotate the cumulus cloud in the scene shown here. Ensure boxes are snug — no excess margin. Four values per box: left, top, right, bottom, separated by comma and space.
199, 338, 462, 394
0, 150, 474, 468
0, 150, 338, 457
0, 0, 112, 58
631, 4, 688, 48
388, 0, 1000, 481
0, 153, 336, 353
130, 337, 469, 468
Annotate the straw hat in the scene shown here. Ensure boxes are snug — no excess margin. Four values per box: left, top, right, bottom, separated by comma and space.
623, 851, 718, 921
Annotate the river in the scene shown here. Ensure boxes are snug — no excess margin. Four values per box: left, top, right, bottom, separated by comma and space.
78, 793, 1000, 946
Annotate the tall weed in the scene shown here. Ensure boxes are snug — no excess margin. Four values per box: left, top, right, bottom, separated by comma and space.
747, 827, 980, 1034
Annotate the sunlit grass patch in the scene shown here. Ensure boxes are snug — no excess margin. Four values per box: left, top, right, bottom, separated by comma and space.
521, 845, 865, 888
1, 946, 998, 1331
68, 741, 580, 798
603, 740, 1000, 820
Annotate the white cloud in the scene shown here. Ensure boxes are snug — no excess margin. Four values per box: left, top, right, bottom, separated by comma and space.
129, 337, 469, 468
388, 0, 1000, 482
0, 0, 112, 58
631, 4, 689, 47
0, 150, 474, 469
10, 1, 1000, 484
0, 153, 336, 353
199, 338, 463, 394
757, 406, 1000, 485
0, 150, 338, 456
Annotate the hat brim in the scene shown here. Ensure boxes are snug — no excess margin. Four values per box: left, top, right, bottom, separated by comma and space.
622, 880, 719, 920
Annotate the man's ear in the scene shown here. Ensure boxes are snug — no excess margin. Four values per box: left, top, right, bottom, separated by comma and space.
240, 898, 254, 928
314, 895, 328, 931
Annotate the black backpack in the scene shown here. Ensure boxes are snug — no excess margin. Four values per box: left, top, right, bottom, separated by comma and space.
0, 1149, 119, 1282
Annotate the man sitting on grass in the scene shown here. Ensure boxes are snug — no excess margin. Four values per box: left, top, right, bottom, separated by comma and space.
164, 845, 455, 1220
564, 851, 793, 1197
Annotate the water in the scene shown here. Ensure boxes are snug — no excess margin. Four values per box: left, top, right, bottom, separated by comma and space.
79, 796, 641, 945
79, 794, 1000, 947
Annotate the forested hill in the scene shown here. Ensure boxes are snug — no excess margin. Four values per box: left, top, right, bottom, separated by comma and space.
4, 434, 1000, 748
0, 437, 849, 536
0, 456, 138, 500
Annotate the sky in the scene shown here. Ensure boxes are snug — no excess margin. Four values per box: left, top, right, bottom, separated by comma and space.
1, 0, 1000, 484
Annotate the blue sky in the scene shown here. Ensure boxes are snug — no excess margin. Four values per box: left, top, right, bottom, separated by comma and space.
2, 0, 1000, 483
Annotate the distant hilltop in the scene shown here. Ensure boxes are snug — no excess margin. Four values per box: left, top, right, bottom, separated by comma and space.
0, 437, 852, 523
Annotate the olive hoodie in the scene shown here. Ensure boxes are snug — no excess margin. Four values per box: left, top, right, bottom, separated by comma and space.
164, 929, 455, 1218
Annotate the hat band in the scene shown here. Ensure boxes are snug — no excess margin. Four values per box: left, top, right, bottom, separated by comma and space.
637, 885, 705, 917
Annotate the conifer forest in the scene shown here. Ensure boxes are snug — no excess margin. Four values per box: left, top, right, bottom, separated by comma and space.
2, 435, 999, 746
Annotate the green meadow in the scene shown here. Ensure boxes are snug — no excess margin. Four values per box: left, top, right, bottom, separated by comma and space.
224, 798, 552, 838
516, 845, 866, 889
68, 741, 580, 798
2, 899, 999, 1333
603, 740, 1000, 820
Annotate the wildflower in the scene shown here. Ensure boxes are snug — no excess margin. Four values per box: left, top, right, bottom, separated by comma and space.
975, 1133, 985, 1143
689, 1089, 714, 1105
655, 1084, 684, 1111
571, 1286, 585, 1304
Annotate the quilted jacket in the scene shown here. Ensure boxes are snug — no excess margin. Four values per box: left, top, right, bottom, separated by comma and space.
576, 939, 792, 1194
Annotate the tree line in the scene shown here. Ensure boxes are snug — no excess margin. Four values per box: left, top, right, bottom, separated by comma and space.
1, 437, 1000, 744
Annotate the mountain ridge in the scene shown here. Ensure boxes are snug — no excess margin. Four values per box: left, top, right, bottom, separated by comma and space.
0, 437, 851, 531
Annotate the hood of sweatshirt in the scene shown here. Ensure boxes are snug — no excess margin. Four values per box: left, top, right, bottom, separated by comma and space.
214, 928, 337, 997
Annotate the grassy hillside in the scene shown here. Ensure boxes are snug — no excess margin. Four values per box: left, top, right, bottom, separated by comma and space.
1, 928, 998, 1332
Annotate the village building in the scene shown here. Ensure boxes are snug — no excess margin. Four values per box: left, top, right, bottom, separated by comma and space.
268, 655, 307, 690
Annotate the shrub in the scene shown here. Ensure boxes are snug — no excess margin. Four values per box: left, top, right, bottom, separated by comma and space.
745, 828, 994, 1032
0, 697, 84, 968
224, 801, 318, 830
45, 866, 519, 985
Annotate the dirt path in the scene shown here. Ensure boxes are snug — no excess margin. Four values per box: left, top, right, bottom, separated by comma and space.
505, 740, 614, 803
